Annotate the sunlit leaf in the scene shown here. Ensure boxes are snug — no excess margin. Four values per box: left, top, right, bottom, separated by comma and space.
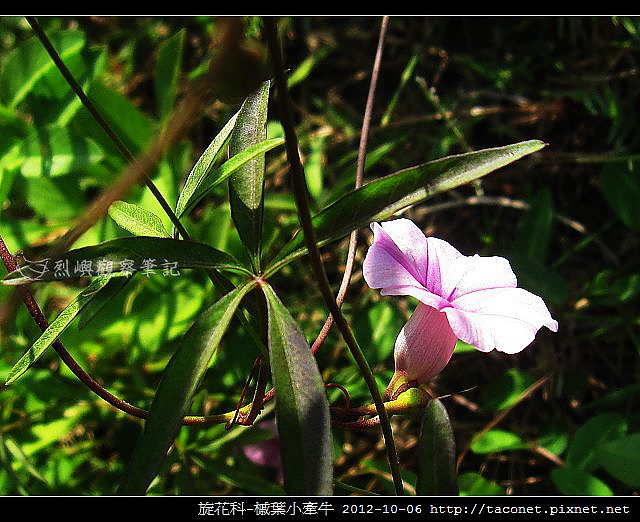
5, 275, 116, 384
470, 430, 526, 454
1, 31, 85, 107
175, 113, 239, 219
108, 200, 170, 238
551, 467, 613, 496
181, 138, 284, 220
77, 275, 131, 330
229, 81, 270, 271
20, 126, 104, 178
263, 284, 333, 495
458, 472, 505, 496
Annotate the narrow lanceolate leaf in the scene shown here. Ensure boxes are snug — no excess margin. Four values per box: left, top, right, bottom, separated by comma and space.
262, 284, 333, 495
2, 237, 249, 285
175, 113, 239, 219
269, 141, 546, 273
229, 81, 270, 272
154, 29, 185, 122
78, 276, 132, 330
108, 200, 170, 238
179, 138, 285, 220
416, 399, 458, 496
5, 275, 115, 385
118, 282, 256, 495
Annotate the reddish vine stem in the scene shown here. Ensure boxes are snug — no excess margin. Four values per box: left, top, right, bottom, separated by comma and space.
311, 15, 390, 355
0, 236, 149, 419
325, 383, 351, 423
228, 356, 263, 429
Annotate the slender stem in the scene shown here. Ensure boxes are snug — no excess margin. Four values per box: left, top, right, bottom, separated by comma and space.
25, 17, 190, 241
311, 16, 389, 355
263, 17, 404, 496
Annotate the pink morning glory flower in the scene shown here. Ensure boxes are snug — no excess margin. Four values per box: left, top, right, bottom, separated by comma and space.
242, 419, 283, 481
362, 219, 558, 389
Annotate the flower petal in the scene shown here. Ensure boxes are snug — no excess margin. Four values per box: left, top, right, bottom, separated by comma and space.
242, 420, 281, 469
242, 439, 281, 468
425, 236, 464, 297
381, 284, 450, 311
394, 303, 458, 384
363, 220, 429, 291
445, 254, 518, 301
444, 287, 558, 354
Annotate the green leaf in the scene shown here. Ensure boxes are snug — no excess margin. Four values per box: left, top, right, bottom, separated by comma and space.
596, 433, 640, 487
416, 399, 458, 495
537, 419, 570, 457
20, 126, 104, 178
31, 47, 107, 127
2, 236, 249, 285
0, 169, 17, 206
118, 282, 256, 495
108, 200, 170, 238
458, 472, 505, 496
1, 31, 86, 107
2, 436, 48, 487
175, 113, 239, 219
5, 275, 115, 385
471, 430, 527, 454
22, 174, 85, 220
183, 138, 284, 220
510, 255, 568, 306
269, 140, 546, 273
287, 46, 333, 89
551, 467, 613, 496
154, 29, 185, 121
77, 276, 131, 330
214, 466, 286, 496
78, 82, 154, 154
353, 301, 404, 365
567, 413, 628, 471
229, 81, 270, 271
512, 188, 554, 263
262, 284, 333, 495
600, 161, 640, 231
480, 368, 536, 412
305, 135, 326, 200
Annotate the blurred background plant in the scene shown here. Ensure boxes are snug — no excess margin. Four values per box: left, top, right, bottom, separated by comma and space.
0, 16, 638, 495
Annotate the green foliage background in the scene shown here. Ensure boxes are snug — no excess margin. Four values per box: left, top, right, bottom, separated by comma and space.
0, 16, 638, 495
